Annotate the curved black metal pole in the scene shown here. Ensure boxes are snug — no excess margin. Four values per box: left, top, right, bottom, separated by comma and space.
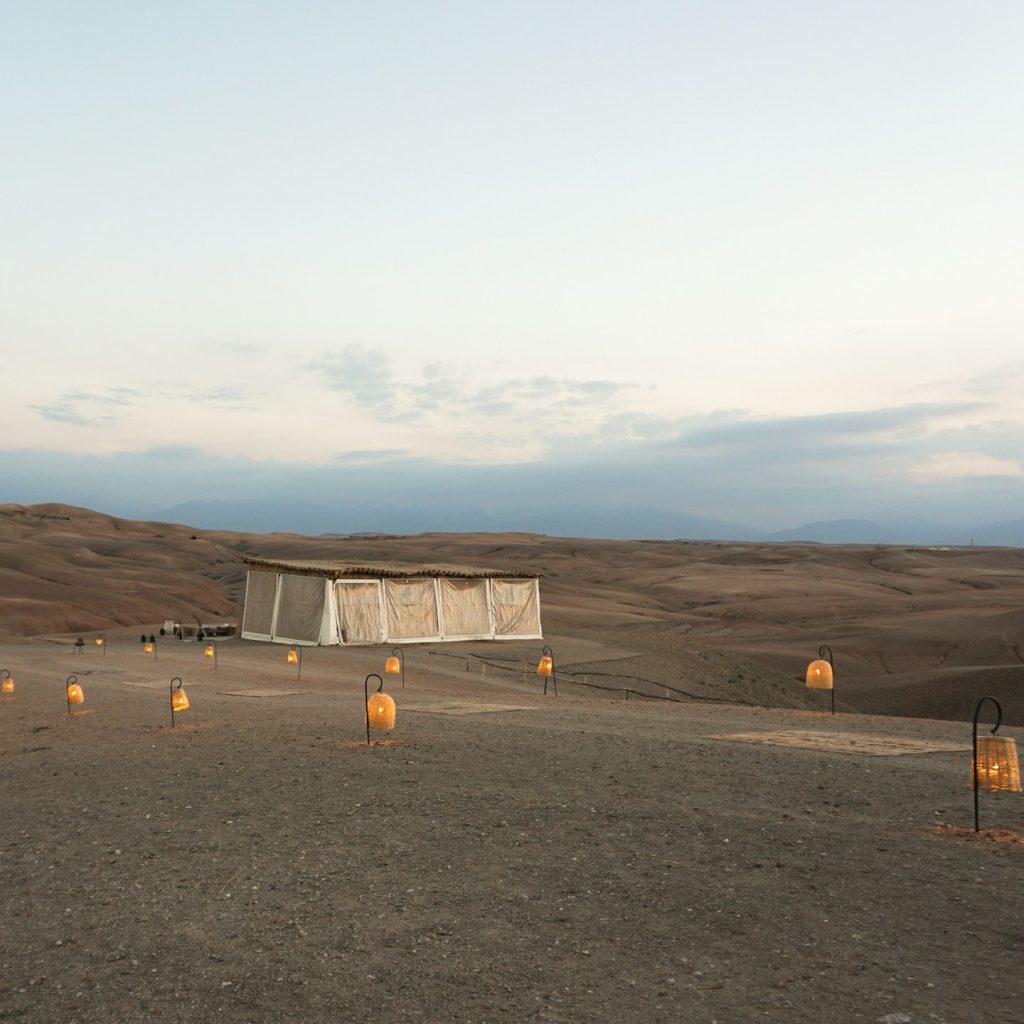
972, 695, 1003, 833
170, 676, 184, 729
0, 668, 10, 693
542, 644, 557, 696
65, 674, 78, 716
392, 647, 405, 689
365, 673, 383, 745
818, 645, 835, 715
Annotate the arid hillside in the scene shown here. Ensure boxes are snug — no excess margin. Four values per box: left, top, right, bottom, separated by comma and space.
1, 502, 1022, 724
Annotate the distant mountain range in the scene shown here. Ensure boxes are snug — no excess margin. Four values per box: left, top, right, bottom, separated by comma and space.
146, 499, 1024, 547
765, 517, 1024, 546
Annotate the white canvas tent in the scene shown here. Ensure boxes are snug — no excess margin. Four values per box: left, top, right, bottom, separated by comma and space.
240, 559, 543, 646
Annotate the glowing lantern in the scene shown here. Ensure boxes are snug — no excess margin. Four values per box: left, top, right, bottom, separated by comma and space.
204, 641, 217, 670
385, 648, 404, 688
169, 676, 190, 727
368, 692, 397, 730
286, 648, 298, 664
805, 660, 833, 689
364, 673, 396, 744
144, 641, 157, 662
970, 696, 1022, 832
0, 669, 13, 695
66, 674, 85, 714
536, 645, 557, 696
971, 736, 1022, 793
805, 644, 835, 714
95, 635, 106, 655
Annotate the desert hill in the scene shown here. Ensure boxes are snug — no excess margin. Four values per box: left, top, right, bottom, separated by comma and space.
1, 502, 1022, 724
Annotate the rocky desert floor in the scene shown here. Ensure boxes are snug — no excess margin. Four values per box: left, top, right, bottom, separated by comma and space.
1, 631, 1022, 1024
2, 503, 1024, 1022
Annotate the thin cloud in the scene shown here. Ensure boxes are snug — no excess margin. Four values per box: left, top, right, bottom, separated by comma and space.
911, 452, 1024, 482
62, 387, 144, 405
333, 449, 415, 465
305, 345, 396, 404
666, 403, 987, 451
31, 404, 94, 426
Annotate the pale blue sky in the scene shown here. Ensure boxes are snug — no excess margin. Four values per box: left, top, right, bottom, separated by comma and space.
3, 2, 1023, 533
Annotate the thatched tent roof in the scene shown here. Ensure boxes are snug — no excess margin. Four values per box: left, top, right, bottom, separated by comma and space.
244, 558, 539, 581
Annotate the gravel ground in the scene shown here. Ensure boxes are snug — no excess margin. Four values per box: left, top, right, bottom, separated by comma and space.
1, 634, 1022, 1024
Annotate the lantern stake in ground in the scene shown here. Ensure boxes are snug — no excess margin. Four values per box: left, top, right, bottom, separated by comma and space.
204, 640, 217, 670
385, 647, 405, 689
287, 645, 302, 679
95, 635, 106, 655
805, 644, 835, 715
536, 645, 557, 696
364, 672, 397, 745
970, 695, 1022, 832
0, 668, 13, 696
170, 676, 191, 728
65, 674, 85, 714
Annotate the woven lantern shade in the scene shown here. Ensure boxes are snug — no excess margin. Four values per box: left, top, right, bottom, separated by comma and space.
144, 642, 154, 654
287, 648, 299, 665
971, 736, 1021, 793
385, 655, 401, 675
95, 636, 104, 647
536, 655, 553, 677
805, 659, 833, 690
67, 681, 85, 705
171, 687, 191, 713
367, 692, 397, 732
204, 643, 215, 659
1, 670, 13, 695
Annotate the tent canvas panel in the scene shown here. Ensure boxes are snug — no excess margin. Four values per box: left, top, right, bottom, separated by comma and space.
241, 570, 278, 640
272, 573, 328, 645
491, 578, 542, 638
334, 580, 384, 645
439, 578, 492, 639
383, 578, 440, 641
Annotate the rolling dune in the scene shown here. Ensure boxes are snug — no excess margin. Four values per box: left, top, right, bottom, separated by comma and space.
2, 502, 1022, 723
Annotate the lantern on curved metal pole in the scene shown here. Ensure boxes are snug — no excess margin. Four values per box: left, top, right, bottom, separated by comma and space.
536, 645, 557, 696
287, 645, 302, 679
805, 644, 835, 714
385, 647, 404, 689
1, 668, 13, 696
204, 640, 217, 670
170, 676, 191, 728
144, 639, 158, 662
365, 673, 396, 745
970, 696, 1021, 832
65, 674, 85, 714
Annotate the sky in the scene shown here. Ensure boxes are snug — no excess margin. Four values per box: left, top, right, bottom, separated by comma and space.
3, 1, 1023, 537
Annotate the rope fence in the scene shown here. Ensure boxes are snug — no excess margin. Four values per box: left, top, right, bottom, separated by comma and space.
425, 649, 763, 707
